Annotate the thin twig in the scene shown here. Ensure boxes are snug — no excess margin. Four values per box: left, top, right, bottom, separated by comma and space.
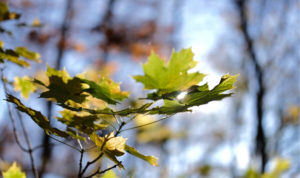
32, 143, 58, 151
120, 115, 174, 133
1, 68, 39, 177
80, 152, 104, 177
17, 111, 39, 178
48, 134, 81, 152
80, 134, 111, 177
115, 121, 126, 136
83, 164, 118, 178
1, 69, 28, 152
78, 149, 84, 177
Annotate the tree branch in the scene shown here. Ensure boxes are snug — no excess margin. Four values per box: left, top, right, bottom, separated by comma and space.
83, 164, 118, 178
17, 111, 39, 178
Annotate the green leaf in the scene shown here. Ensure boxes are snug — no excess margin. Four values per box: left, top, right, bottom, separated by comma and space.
2, 162, 26, 178
125, 145, 158, 166
0, 49, 30, 67
15, 47, 41, 63
57, 110, 108, 134
37, 66, 87, 104
13, 76, 36, 99
145, 91, 180, 101
150, 100, 188, 115
114, 103, 152, 116
81, 78, 129, 104
133, 48, 205, 94
6, 94, 69, 138
183, 74, 238, 106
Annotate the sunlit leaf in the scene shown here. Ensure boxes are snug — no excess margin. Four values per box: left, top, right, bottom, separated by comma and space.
261, 158, 290, 178
101, 170, 119, 178
183, 74, 238, 106
243, 168, 259, 178
6, 94, 69, 138
0, 49, 29, 67
15, 47, 41, 63
150, 100, 188, 114
90, 132, 126, 168
81, 78, 129, 104
125, 145, 158, 166
133, 48, 205, 94
13, 76, 36, 99
2, 162, 26, 178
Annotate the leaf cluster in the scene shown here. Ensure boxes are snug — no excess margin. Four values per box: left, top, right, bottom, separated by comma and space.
5, 48, 237, 170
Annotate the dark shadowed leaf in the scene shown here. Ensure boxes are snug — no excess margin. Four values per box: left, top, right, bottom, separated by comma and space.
6, 94, 69, 138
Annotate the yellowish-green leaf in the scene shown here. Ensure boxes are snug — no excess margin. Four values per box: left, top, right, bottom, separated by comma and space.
133, 48, 205, 94
46, 65, 70, 83
81, 78, 129, 104
0, 49, 29, 67
261, 158, 290, 178
125, 145, 158, 166
101, 170, 119, 178
2, 162, 26, 178
90, 132, 126, 168
13, 76, 36, 99
0, 2, 20, 22
6, 94, 69, 138
243, 168, 259, 178
15, 47, 41, 63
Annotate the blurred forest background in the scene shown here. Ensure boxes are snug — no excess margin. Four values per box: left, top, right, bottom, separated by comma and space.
0, 0, 299, 177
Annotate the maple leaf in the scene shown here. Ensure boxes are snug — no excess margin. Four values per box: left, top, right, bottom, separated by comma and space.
133, 48, 205, 94
149, 74, 238, 115
90, 132, 127, 168
81, 77, 129, 104
2, 162, 26, 178
13, 76, 36, 99
183, 74, 239, 106
36, 66, 87, 104
125, 145, 158, 166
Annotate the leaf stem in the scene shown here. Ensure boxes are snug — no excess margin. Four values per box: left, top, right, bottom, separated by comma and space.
120, 114, 174, 133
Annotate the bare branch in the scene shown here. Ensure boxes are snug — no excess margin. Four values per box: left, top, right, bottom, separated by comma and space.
48, 134, 81, 152
120, 114, 174, 133
83, 164, 118, 178
17, 111, 39, 178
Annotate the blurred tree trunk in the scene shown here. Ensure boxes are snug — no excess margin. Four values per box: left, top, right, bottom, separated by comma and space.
235, 0, 267, 172
39, 0, 73, 176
